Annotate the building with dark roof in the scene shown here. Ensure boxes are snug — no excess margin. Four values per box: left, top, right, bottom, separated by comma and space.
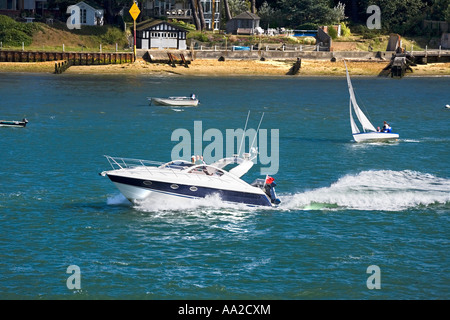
225, 11, 260, 35
134, 19, 189, 50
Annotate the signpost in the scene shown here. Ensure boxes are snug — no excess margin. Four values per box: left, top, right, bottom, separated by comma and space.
129, 2, 141, 62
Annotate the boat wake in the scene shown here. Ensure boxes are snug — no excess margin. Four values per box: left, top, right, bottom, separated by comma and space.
135, 193, 256, 212
280, 170, 450, 211
107, 192, 259, 214
106, 170, 450, 213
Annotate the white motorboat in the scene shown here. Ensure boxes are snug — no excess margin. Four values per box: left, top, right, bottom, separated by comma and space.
148, 94, 199, 107
445, 104, 450, 109
345, 61, 399, 143
100, 151, 280, 207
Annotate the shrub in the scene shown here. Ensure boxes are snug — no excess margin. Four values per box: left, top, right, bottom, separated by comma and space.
0, 15, 40, 46
189, 31, 209, 43
296, 23, 318, 30
340, 22, 351, 37
327, 26, 338, 39
101, 27, 128, 46
0, 28, 33, 46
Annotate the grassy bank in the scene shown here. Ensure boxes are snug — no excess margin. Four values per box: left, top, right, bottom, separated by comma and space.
0, 17, 129, 53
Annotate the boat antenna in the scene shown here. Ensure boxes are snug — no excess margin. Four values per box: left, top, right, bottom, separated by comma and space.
250, 112, 265, 152
238, 110, 251, 156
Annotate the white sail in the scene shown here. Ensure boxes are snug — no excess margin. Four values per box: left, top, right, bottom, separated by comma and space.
349, 101, 360, 134
345, 61, 377, 133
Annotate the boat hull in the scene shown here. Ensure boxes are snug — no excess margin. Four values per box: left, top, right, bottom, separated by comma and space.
107, 174, 273, 207
0, 121, 27, 127
353, 132, 399, 143
151, 98, 199, 107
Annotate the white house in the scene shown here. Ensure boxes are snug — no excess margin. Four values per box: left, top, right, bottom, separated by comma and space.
135, 19, 188, 50
73, 1, 104, 26
140, 0, 220, 30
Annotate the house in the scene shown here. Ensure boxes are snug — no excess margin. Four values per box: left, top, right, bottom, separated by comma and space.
0, 0, 46, 11
134, 19, 189, 50
141, 0, 192, 21
23, 0, 47, 10
141, 0, 220, 30
226, 11, 260, 35
72, 1, 104, 26
0, 0, 19, 10
199, 0, 220, 30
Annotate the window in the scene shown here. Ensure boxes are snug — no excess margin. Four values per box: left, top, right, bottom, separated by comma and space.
80, 9, 87, 24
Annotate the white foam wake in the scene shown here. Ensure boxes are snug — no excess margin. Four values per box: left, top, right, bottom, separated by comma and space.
280, 170, 450, 211
135, 193, 254, 212
107, 192, 257, 214
106, 170, 450, 212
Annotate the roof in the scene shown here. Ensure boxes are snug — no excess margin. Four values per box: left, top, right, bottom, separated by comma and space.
135, 19, 189, 32
74, 1, 104, 11
232, 11, 260, 20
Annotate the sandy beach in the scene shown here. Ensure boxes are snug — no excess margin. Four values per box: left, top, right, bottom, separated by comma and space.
0, 58, 449, 76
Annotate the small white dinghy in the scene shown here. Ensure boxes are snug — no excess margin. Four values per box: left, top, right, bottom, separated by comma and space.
345, 61, 399, 143
148, 94, 199, 107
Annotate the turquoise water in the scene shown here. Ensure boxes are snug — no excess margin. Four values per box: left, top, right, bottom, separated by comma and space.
0, 73, 449, 299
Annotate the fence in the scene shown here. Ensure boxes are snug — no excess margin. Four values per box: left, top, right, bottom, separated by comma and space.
190, 44, 324, 52
0, 51, 134, 64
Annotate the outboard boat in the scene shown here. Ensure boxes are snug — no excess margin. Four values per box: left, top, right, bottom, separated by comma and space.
100, 150, 280, 207
148, 94, 199, 107
0, 118, 28, 127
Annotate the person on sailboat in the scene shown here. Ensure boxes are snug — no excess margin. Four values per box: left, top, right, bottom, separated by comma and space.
382, 121, 392, 133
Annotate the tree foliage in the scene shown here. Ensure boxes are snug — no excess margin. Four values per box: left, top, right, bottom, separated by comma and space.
45, 0, 449, 35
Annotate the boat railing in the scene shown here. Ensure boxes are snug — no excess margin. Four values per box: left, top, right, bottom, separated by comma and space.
104, 155, 164, 170
104, 155, 209, 179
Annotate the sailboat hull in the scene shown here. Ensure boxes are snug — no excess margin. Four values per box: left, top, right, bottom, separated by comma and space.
353, 132, 399, 143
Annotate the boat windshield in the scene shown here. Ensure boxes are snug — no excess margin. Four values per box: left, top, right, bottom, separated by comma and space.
187, 165, 225, 177
159, 160, 194, 170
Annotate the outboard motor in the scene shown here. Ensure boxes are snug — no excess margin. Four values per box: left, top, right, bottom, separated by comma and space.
264, 176, 281, 205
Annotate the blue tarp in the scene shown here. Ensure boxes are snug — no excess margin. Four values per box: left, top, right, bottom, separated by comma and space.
233, 46, 251, 51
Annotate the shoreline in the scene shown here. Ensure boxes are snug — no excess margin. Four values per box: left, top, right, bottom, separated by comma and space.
0, 58, 449, 77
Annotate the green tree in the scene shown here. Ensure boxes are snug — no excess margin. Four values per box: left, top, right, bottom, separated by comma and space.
425, 0, 449, 21
276, 0, 335, 27
258, 1, 284, 28
223, 0, 233, 20
446, 3, 450, 22
228, 0, 250, 17
364, 0, 426, 34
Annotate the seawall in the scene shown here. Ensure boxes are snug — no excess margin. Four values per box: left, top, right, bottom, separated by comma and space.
137, 49, 396, 62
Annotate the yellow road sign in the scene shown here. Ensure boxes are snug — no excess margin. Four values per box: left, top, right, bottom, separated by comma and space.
129, 3, 141, 21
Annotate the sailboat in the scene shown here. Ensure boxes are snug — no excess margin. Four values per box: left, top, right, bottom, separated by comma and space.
345, 61, 399, 143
